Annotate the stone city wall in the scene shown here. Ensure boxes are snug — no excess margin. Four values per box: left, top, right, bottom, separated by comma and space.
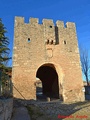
0, 98, 13, 120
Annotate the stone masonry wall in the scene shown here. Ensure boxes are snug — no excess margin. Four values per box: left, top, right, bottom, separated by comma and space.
12, 16, 85, 102
0, 98, 13, 120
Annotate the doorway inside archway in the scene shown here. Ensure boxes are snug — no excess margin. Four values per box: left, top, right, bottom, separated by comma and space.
36, 64, 59, 101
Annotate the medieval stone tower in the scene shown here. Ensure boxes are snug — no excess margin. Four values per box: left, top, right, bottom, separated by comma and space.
12, 16, 85, 102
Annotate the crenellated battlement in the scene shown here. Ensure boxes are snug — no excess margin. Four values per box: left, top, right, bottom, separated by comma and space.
15, 16, 76, 29
66, 22, 75, 28
42, 19, 54, 26
56, 21, 64, 28
29, 18, 39, 24
15, 17, 24, 26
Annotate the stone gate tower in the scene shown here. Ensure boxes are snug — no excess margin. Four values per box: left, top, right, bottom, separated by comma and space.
12, 16, 85, 102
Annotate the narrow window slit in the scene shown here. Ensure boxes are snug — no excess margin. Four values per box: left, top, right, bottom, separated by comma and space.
28, 38, 31, 42
64, 40, 66, 44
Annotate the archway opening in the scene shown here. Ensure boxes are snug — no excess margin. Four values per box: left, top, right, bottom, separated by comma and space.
36, 64, 59, 100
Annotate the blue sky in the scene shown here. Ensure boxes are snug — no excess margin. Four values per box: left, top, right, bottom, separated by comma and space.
0, 0, 90, 68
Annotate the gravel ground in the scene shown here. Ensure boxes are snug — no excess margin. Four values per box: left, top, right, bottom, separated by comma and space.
12, 99, 90, 120
27, 100, 90, 120
11, 107, 31, 120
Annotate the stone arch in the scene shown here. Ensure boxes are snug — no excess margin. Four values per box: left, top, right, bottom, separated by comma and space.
36, 63, 64, 100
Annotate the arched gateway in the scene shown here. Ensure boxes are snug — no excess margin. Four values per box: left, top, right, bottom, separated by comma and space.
36, 63, 60, 99
12, 17, 85, 102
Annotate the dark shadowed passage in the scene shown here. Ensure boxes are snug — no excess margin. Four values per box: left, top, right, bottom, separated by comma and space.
36, 64, 59, 99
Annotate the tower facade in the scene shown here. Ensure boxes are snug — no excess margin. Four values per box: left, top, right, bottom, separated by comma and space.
12, 16, 85, 102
